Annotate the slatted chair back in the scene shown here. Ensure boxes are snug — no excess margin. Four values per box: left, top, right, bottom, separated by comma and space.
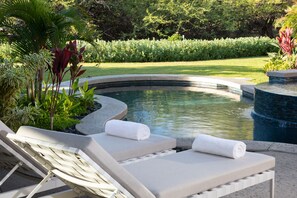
0, 120, 46, 180
7, 133, 138, 198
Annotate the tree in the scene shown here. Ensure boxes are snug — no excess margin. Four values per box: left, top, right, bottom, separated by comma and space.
143, 0, 209, 39
219, 0, 292, 38
277, 1, 297, 37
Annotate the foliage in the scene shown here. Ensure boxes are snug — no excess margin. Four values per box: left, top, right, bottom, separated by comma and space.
0, 43, 14, 61
31, 85, 94, 131
30, 110, 79, 131
276, 3, 297, 37
2, 105, 39, 131
0, 0, 94, 108
0, 60, 25, 118
168, 33, 183, 41
144, 0, 207, 38
264, 28, 297, 72
263, 53, 294, 72
48, 45, 73, 129
67, 40, 86, 95
0, 60, 39, 131
78, 81, 95, 109
276, 28, 295, 55
22, 50, 53, 103
0, 0, 93, 55
82, 37, 277, 62
72, 0, 292, 40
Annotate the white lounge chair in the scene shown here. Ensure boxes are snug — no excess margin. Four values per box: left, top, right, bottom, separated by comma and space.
0, 122, 176, 197
0, 121, 65, 198
7, 129, 275, 198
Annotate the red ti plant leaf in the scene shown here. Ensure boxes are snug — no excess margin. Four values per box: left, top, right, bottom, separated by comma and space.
75, 69, 86, 78
67, 40, 87, 95
276, 28, 295, 56
51, 46, 73, 84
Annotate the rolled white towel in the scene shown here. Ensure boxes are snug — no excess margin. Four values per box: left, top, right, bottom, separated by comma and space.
192, 134, 246, 159
105, 120, 150, 140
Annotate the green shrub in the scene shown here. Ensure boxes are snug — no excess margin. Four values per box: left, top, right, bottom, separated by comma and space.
0, 60, 25, 118
0, 43, 15, 61
263, 53, 296, 72
30, 111, 79, 131
82, 37, 277, 62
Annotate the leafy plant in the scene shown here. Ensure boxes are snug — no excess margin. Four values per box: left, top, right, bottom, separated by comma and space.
78, 81, 95, 109
3, 105, 39, 131
21, 50, 53, 103
264, 28, 297, 72
0, 60, 25, 118
48, 46, 73, 129
0, 0, 93, 55
263, 53, 294, 72
83, 37, 277, 62
67, 40, 86, 95
276, 28, 295, 56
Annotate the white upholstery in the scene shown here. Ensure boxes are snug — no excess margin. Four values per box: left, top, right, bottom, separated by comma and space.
124, 150, 275, 198
16, 126, 176, 162
9, 127, 275, 198
90, 133, 176, 161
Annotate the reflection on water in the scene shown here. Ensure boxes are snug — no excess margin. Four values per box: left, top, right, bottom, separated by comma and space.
101, 89, 254, 140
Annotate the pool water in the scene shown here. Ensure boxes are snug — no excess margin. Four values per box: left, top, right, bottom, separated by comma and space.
101, 89, 254, 140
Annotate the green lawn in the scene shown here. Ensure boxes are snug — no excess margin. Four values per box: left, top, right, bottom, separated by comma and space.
69, 56, 269, 84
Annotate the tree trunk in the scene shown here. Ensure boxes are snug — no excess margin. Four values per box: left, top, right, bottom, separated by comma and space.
38, 68, 44, 102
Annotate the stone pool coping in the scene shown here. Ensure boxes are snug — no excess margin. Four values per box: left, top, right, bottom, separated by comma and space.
72, 74, 255, 135
76, 74, 255, 98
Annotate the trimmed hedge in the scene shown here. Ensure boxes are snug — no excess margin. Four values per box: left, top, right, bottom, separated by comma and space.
83, 37, 277, 62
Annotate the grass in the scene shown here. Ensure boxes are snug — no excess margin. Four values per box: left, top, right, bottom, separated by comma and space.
65, 56, 270, 84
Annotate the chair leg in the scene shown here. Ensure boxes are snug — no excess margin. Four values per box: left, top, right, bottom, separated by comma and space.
270, 178, 275, 198
26, 171, 54, 198
0, 162, 22, 186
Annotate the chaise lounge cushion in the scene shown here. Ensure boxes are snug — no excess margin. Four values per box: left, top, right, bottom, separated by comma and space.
124, 150, 275, 198
90, 133, 176, 161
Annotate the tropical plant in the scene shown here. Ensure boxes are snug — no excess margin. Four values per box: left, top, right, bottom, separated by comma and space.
3, 105, 39, 131
48, 45, 73, 129
0, 0, 94, 105
0, 60, 39, 131
22, 50, 53, 103
276, 28, 295, 56
276, 3, 297, 37
0, 60, 25, 118
78, 81, 95, 109
264, 28, 297, 72
67, 40, 86, 95
0, 0, 93, 55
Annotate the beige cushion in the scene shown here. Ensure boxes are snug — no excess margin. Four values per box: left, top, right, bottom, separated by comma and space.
124, 150, 275, 198
16, 126, 155, 198
90, 133, 176, 161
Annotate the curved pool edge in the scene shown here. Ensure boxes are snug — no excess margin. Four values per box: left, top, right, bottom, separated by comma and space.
74, 74, 255, 99
75, 95, 127, 135
70, 74, 254, 129
72, 74, 255, 135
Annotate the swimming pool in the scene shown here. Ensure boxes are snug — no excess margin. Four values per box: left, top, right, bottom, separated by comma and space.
100, 88, 253, 140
